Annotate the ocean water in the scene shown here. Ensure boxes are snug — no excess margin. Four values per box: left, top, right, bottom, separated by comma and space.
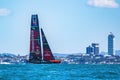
0, 64, 120, 80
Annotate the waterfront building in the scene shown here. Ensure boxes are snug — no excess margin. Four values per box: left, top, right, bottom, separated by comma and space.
108, 32, 115, 55
92, 43, 99, 55
86, 43, 99, 55
86, 46, 93, 54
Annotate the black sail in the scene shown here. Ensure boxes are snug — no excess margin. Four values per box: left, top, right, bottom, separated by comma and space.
41, 28, 55, 61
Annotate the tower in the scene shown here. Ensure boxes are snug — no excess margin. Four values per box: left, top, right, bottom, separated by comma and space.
108, 32, 115, 55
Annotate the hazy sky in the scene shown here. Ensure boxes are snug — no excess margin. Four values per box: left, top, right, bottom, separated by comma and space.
0, 0, 120, 55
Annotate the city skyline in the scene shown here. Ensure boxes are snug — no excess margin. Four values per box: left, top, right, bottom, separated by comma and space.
0, 0, 120, 55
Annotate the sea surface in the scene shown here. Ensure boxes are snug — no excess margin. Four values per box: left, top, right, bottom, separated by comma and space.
0, 64, 120, 80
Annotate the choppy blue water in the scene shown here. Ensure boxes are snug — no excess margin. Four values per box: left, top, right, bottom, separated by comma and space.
0, 64, 120, 80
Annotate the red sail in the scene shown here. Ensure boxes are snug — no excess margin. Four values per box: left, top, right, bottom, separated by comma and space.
29, 15, 42, 63
41, 28, 55, 61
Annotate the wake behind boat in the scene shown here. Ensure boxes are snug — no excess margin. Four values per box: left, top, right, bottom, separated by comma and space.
29, 14, 61, 64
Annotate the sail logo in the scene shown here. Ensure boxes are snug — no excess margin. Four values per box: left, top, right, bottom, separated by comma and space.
33, 21, 37, 25
31, 30, 34, 52
44, 53, 51, 57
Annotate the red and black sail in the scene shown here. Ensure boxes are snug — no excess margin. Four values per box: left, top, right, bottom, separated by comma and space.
41, 28, 55, 61
29, 14, 42, 63
29, 14, 61, 64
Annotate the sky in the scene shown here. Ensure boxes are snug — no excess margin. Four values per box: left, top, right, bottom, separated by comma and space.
0, 0, 120, 55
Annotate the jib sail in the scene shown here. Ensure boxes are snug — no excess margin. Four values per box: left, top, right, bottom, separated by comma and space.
41, 28, 55, 61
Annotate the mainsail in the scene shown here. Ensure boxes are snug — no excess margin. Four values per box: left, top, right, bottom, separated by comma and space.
29, 15, 42, 63
41, 28, 55, 61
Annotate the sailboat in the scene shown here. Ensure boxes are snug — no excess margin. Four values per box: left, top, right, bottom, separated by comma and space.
29, 14, 61, 64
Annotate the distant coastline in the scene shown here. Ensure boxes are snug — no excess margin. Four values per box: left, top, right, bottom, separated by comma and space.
1, 53, 120, 64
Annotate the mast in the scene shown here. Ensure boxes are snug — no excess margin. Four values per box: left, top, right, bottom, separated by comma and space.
29, 14, 42, 63
41, 28, 55, 61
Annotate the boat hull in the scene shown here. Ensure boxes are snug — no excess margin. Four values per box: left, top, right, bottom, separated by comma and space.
29, 60, 61, 64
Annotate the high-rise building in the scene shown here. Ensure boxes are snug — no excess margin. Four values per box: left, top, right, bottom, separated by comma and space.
92, 43, 99, 55
86, 43, 99, 55
86, 46, 93, 54
108, 32, 115, 55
